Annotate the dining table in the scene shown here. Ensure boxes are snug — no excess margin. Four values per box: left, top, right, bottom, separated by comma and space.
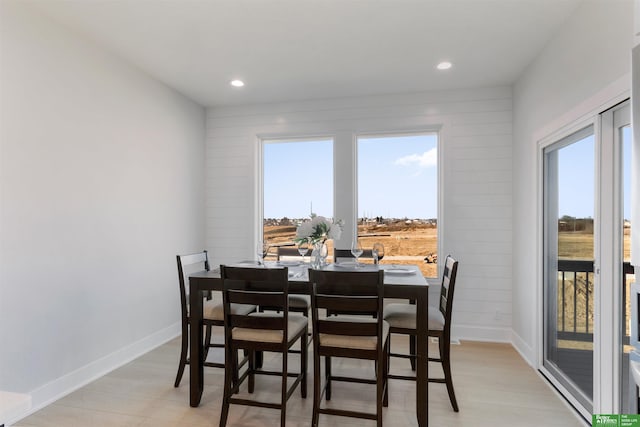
188, 261, 430, 427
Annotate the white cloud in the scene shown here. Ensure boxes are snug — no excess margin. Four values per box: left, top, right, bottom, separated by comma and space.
394, 148, 437, 168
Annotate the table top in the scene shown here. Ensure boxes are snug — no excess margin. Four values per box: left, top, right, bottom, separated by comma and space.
190, 261, 427, 288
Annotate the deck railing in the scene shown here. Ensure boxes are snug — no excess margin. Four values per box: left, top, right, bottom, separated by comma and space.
557, 260, 635, 343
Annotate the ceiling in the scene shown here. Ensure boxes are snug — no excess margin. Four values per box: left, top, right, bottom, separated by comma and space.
27, 0, 583, 107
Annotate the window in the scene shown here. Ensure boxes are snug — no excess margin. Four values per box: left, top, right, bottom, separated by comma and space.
357, 133, 438, 277
261, 138, 334, 258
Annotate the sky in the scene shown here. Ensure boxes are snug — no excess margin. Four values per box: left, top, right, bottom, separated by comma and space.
557, 126, 632, 220
264, 128, 631, 221
263, 134, 438, 219
263, 139, 334, 219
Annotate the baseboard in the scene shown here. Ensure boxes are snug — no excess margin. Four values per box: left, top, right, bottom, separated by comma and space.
452, 324, 511, 343
510, 329, 535, 367
8, 322, 181, 426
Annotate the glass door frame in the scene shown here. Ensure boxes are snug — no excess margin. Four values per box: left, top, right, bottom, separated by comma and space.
598, 100, 630, 414
537, 97, 631, 418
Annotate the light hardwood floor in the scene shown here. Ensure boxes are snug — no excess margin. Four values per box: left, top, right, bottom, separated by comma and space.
15, 336, 585, 427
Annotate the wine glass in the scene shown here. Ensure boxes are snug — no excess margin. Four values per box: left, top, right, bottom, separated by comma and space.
297, 241, 309, 262
351, 238, 363, 266
372, 242, 385, 265
256, 241, 268, 265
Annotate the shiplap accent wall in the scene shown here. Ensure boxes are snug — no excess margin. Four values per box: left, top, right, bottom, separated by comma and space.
206, 86, 513, 341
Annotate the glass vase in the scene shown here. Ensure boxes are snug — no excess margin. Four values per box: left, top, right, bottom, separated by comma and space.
310, 241, 325, 269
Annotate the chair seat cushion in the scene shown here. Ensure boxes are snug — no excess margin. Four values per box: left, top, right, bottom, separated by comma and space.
383, 303, 445, 332
288, 294, 310, 308
319, 316, 390, 350
204, 302, 256, 321
232, 313, 308, 343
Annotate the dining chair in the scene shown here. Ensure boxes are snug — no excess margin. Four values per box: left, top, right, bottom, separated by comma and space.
261, 246, 309, 317
308, 269, 389, 427
383, 254, 460, 412
174, 251, 256, 388
333, 248, 374, 264
328, 249, 378, 318
219, 265, 308, 427
275, 246, 303, 260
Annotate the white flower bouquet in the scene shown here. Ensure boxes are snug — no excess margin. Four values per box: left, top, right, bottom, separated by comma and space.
295, 214, 343, 244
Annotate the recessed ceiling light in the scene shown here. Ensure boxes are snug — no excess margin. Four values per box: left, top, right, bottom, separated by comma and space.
436, 61, 452, 70
230, 79, 245, 87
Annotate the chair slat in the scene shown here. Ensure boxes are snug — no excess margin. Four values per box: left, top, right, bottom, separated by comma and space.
316, 294, 379, 313
317, 320, 378, 336
227, 290, 286, 308
230, 315, 285, 330
178, 252, 208, 268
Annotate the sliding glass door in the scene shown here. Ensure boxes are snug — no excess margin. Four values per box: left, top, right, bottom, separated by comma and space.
542, 100, 631, 416
543, 126, 595, 412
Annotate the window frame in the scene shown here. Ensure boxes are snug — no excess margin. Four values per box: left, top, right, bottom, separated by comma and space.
258, 135, 336, 250
354, 130, 441, 279
257, 128, 442, 279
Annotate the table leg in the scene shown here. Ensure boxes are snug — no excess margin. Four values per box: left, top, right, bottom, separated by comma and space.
415, 288, 428, 427
189, 280, 204, 407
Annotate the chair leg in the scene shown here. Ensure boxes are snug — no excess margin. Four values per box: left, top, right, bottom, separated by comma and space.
312, 345, 321, 427
325, 356, 332, 400
281, 346, 288, 427
174, 323, 188, 387
248, 350, 255, 394
383, 338, 389, 407
301, 330, 308, 398
255, 350, 264, 368
377, 348, 384, 427
409, 335, 416, 371
440, 336, 459, 412
226, 347, 237, 393
219, 346, 233, 427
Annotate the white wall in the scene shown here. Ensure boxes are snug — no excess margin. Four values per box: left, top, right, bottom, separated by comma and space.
0, 1, 205, 417
512, 0, 633, 363
207, 86, 513, 342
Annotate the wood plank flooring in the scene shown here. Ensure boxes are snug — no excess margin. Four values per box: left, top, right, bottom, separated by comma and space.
14, 336, 586, 427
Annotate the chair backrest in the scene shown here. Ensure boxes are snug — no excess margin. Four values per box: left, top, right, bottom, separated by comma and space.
176, 251, 209, 320
439, 255, 459, 327
277, 246, 304, 260
308, 269, 385, 349
220, 265, 290, 342
333, 248, 374, 264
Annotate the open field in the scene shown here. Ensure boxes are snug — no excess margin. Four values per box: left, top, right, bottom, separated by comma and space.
558, 226, 631, 260
265, 222, 632, 280
264, 221, 438, 277
265, 222, 635, 350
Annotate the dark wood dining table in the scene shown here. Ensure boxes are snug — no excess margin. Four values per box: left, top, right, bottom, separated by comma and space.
188, 263, 429, 427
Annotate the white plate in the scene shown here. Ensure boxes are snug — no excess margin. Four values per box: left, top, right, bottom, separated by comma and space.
334, 261, 358, 268
385, 268, 415, 275
278, 261, 301, 267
